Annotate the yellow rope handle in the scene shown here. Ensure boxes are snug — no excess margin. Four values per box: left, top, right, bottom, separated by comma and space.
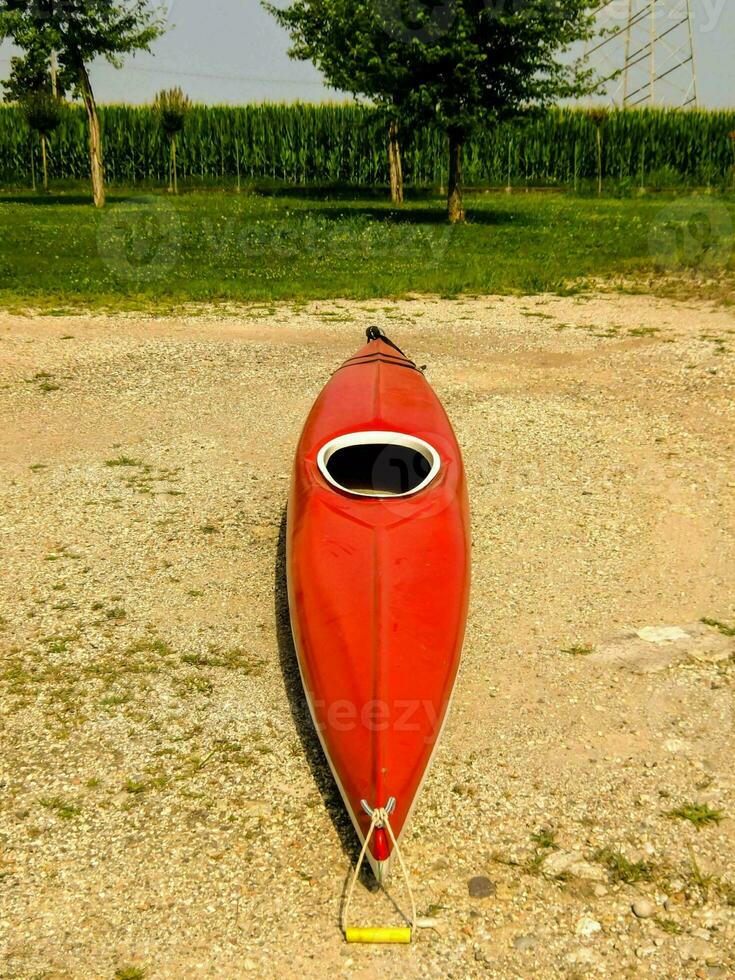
345, 927, 411, 944
341, 802, 417, 944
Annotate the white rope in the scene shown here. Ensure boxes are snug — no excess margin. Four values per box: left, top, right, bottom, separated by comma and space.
380, 805, 417, 930
341, 800, 417, 936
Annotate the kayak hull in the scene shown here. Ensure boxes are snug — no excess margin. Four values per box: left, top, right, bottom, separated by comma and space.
286, 334, 470, 878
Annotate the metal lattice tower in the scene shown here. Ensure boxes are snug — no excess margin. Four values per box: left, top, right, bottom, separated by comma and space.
586, 0, 698, 108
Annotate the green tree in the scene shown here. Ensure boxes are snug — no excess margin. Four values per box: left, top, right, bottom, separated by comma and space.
268, 0, 598, 222
154, 87, 191, 194
265, 0, 420, 204
0, 1, 166, 207
22, 91, 63, 191
587, 107, 608, 196
1, 43, 73, 192
1, 41, 74, 103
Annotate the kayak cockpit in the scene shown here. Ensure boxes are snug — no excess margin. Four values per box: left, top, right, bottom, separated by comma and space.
317, 431, 440, 498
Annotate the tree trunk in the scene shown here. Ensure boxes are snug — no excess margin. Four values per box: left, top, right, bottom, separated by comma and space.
168, 136, 176, 193
77, 61, 105, 208
447, 129, 465, 224
41, 133, 49, 192
388, 119, 403, 205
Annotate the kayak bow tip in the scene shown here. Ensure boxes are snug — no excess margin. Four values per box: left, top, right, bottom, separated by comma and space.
373, 827, 390, 862
366, 853, 394, 886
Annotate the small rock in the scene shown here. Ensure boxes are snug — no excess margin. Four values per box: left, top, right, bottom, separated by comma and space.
564, 878, 599, 901
473, 946, 495, 968
414, 917, 440, 930
707, 966, 729, 978
637, 626, 690, 643
468, 875, 496, 899
635, 943, 657, 959
588, 623, 734, 674
431, 857, 449, 872
513, 934, 537, 951
702, 910, 728, 931
575, 916, 602, 939
680, 938, 715, 963
542, 850, 607, 882
632, 899, 656, 919
593, 884, 608, 898
664, 890, 686, 911
566, 948, 601, 968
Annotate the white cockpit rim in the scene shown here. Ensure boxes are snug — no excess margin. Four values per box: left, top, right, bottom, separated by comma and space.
317, 430, 440, 498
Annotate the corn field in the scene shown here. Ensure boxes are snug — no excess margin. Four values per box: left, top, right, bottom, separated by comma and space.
1, 103, 734, 188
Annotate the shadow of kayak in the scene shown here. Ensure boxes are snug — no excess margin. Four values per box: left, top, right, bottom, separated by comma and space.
274, 508, 376, 885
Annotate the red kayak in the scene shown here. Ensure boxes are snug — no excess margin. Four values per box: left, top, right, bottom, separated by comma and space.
287, 328, 470, 881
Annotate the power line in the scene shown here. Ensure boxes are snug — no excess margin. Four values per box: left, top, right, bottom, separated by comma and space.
0, 42, 331, 90
0, 53, 330, 90
117, 61, 331, 88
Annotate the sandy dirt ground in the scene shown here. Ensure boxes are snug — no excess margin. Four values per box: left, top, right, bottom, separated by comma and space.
0, 294, 734, 979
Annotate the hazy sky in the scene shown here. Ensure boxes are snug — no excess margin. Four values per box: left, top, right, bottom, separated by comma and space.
0, 0, 733, 107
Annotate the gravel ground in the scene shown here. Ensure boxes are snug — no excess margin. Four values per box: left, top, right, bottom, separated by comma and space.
0, 294, 734, 979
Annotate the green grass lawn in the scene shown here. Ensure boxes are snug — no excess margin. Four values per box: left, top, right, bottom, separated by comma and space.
1, 186, 733, 311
